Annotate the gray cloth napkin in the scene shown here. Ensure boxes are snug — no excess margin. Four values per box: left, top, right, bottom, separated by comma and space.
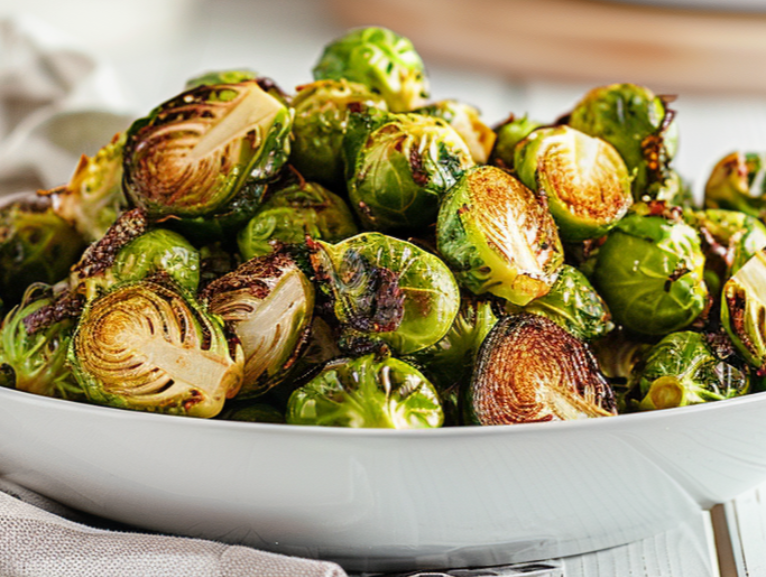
0, 479, 347, 577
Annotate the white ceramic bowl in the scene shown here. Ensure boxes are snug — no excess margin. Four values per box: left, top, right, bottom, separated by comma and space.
1, 386, 765, 572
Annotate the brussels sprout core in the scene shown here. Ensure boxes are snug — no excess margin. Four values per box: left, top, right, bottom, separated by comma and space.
70, 281, 243, 417
123, 80, 291, 218
515, 126, 632, 241
437, 165, 563, 306
469, 313, 616, 425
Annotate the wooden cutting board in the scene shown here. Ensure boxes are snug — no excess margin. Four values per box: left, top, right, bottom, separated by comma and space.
328, 0, 766, 95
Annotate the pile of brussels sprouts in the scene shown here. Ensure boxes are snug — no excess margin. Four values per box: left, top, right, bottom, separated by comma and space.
1, 26, 764, 428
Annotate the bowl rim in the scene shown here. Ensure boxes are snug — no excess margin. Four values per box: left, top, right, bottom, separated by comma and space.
3, 384, 763, 439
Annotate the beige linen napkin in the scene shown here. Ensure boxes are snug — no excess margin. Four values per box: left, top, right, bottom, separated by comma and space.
0, 479, 347, 577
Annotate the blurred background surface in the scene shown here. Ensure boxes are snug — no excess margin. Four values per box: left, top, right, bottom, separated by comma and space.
0, 0, 765, 197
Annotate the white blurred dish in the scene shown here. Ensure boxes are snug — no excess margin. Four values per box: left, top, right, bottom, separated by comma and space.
1, 386, 765, 571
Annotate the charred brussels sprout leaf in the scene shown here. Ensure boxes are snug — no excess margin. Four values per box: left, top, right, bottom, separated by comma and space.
0, 197, 85, 304
0, 284, 82, 399
69, 281, 243, 418
201, 252, 314, 398
568, 83, 677, 200
43, 132, 127, 243
70, 209, 200, 301
437, 165, 564, 306
627, 332, 749, 411
185, 68, 258, 89
123, 80, 292, 220
704, 151, 766, 219
593, 210, 707, 336
310, 233, 460, 355
490, 114, 543, 170
313, 26, 429, 113
507, 264, 612, 341
722, 250, 766, 370
468, 313, 616, 425
290, 79, 387, 189
287, 352, 443, 428
407, 296, 497, 424
514, 126, 633, 242
237, 171, 358, 260
343, 108, 473, 232
414, 100, 496, 164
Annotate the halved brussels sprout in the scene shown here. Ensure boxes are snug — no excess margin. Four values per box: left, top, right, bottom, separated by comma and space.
0, 197, 85, 304
568, 83, 677, 200
514, 126, 632, 241
408, 295, 497, 425
414, 100, 496, 164
310, 233, 460, 355
437, 165, 564, 306
185, 68, 258, 89
489, 114, 543, 170
593, 209, 708, 336
506, 264, 612, 341
70, 209, 200, 301
686, 209, 766, 292
704, 151, 766, 219
343, 108, 474, 232
42, 132, 127, 243
313, 26, 429, 112
290, 79, 387, 189
123, 80, 292, 222
627, 331, 749, 411
237, 170, 358, 260
69, 280, 243, 417
287, 352, 443, 428
0, 284, 82, 399
468, 313, 616, 425
721, 249, 766, 370
201, 252, 314, 397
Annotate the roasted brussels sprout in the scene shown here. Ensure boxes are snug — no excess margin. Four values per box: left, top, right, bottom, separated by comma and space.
343, 108, 473, 232
568, 83, 677, 200
507, 264, 612, 341
70, 209, 200, 301
0, 197, 85, 304
287, 352, 443, 428
490, 114, 543, 170
290, 79, 387, 189
414, 100, 496, 164
408, 295, 497, 424
468, 313, 616, 425
686, 209, 766, 294
0, 284, 82, 399
123, 80, 292, 224
704, 151, 766, 219
185, 68, 258, 89
201, 252, 314, 397
42, 132, 127, 243
237, 171, 358, 260
69, 280, 243, 417
593, 208, 707, 336
310, 233, 460, 355
655, 170, 694, 208
437, 165, 564, 306
721, 249, 766, 370
627, 331, 749, 411
514, 125, 632, 241
313, 26, 429, 113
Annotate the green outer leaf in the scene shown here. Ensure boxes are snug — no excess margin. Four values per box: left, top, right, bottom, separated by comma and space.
627, 331, 749, 410
286, 353, 443, 428
311, 232, 460, 355
593, 212, 708, 336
